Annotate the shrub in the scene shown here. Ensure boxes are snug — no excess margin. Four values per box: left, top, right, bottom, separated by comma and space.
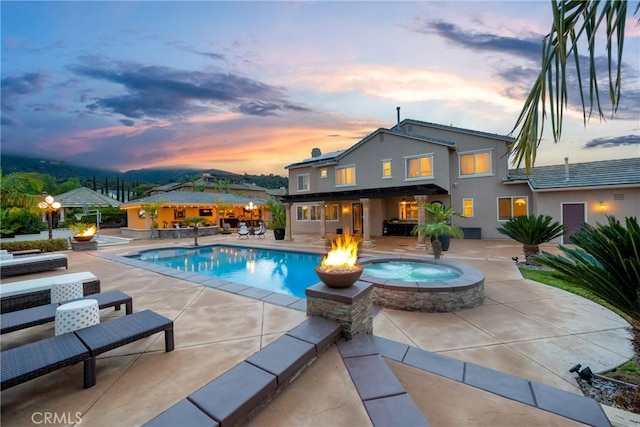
497, 214, 566, 265
537, 216, 640, 321
0, 238, 69, 252
8, 208, 46, 235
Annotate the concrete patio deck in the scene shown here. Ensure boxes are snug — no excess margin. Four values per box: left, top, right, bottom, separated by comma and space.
0, 231, 636, 426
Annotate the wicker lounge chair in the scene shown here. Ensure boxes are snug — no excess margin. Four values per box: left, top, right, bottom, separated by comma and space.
0, 272, 100, 314
1, 290, 133, 335
0, 253, 68, 278
1, 309, 174, 390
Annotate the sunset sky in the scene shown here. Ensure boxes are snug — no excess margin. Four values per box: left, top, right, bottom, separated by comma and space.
2, 1, 638, 176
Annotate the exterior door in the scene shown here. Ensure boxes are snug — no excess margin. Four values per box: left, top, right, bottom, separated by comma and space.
352, 203, 362, 235
562, 203, 586, 244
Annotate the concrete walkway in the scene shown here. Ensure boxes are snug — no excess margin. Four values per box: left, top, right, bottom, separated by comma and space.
0, 231, 635, 426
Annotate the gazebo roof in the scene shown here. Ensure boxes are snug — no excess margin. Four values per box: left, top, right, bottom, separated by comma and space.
120, 191, 267, 208
55, 187, 121, 208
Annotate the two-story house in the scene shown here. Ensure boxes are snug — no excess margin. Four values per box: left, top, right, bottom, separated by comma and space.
283, 118, 639, 245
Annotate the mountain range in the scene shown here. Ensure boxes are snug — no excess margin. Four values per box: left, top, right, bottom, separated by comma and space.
0, 154, 288, 189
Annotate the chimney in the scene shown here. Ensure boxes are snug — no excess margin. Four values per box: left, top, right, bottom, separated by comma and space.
311, 147, 321, 158
564, 157, 569, 181
396, 106, 401, 131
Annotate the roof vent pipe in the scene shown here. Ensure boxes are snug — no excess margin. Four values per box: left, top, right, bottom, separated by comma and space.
396, 106, 401, 131
311, 147, 321, 158
564, 157, 569, 181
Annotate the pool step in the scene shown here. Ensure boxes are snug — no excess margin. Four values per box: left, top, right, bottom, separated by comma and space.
144, 316, 342, 427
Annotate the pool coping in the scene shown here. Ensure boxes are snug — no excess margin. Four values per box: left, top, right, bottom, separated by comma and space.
96, 250, 309, 311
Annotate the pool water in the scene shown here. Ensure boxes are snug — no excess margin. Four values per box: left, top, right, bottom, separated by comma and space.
363, 261, 461, 281
133, 245, 322, 298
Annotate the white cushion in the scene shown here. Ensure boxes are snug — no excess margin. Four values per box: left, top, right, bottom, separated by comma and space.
0, 253, 67, 267
0, 272, 97, 298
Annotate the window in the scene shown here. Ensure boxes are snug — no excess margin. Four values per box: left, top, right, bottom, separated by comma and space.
296, 206, 309, 221
382, 159, 392, 178
325, 204, 339, 221
320, 169, 328, 178
296, 204, 339, 221
309, 205, 321, 221
459, 150, 492, 176
462, 199, 474, 217
297, 174, 310, 192
399, 201, 419, 220
336, 165, 356, 186
405, 154, 433, 179
498, 196, 528, 220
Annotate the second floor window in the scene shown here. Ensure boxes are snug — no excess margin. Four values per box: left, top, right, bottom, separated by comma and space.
459, 150, 492, 176
320, 168, 328, 178
405, 154, 433, 179
498, 196, 528, 220
336, 165, 356, 186
382, 159, 392, 178
297, 174, 310, 192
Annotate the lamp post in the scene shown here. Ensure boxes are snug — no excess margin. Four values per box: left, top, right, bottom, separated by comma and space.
38, 195, 61, 240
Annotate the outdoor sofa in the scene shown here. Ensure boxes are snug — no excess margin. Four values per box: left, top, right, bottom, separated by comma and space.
0, 271, 100, 313
0, 253, 68, 279
1, 290, 133, 334
1, 309, 174, 390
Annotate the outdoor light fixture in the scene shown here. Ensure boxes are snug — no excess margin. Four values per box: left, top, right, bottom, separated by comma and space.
569, 364, 594, 383
38, 195, 61, 240
599, 202, 606, 211
244, 201, 256, 227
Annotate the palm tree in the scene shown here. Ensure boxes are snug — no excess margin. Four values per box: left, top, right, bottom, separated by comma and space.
412, 203, 464, 259
183, 216, 206, 246
511, 1, 638, 173
537, 216, 639, 321
0, 171, 44, 210
497, 214, 566, 265
141, 201, 165, 239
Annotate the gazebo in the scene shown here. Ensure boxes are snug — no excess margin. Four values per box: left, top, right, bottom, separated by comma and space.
119, 191, 268, 239
50, 187, 121, 224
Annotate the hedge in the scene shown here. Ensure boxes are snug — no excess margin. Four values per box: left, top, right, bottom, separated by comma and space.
0, 238, 69, 253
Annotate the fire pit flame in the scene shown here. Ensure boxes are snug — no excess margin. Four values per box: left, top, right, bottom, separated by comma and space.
320, 232, 359, 272
315, 232, 363, 288
73, 225, 97, 241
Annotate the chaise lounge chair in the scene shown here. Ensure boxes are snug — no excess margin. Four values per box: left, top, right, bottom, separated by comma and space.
0, 253, 68, 279
0, 272, 100, 314
0, 290, 133, 335
238, 223, 249, 238
1, 309, 174, 390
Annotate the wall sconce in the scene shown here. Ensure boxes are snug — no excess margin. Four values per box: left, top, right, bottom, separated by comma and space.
599, 202, 606, 211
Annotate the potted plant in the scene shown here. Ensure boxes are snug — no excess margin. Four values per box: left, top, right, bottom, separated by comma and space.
412, 202, 464, 259
266, 198, 286, 240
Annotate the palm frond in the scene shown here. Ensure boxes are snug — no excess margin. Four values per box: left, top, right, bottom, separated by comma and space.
510, 0, 631, 174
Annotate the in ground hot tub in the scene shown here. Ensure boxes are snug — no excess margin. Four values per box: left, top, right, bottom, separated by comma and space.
359, 256, 485, 312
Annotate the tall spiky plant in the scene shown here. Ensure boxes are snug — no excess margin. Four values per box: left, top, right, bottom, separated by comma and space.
537, 216, 640, 320
497, 214, 566, 264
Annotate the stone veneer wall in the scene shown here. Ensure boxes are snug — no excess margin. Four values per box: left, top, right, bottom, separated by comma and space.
306, 282, 373, 339
371, 283, 484, 312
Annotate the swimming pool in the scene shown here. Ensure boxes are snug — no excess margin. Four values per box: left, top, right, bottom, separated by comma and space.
132, 245, 322, 298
